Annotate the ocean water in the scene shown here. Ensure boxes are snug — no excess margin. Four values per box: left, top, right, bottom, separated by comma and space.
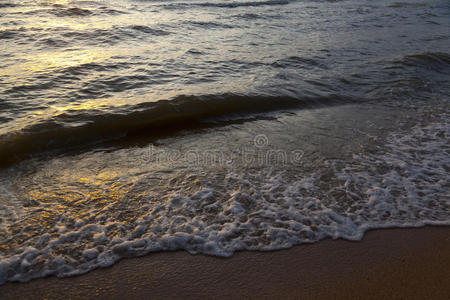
0, 0, 449, 284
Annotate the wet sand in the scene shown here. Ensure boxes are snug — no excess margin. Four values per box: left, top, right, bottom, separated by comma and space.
1, 226, 449, 299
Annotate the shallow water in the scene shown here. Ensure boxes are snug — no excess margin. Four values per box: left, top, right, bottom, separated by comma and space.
0, 0, 449, 284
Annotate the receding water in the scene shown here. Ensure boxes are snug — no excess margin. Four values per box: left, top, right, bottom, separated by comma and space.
0, 0, 449, 284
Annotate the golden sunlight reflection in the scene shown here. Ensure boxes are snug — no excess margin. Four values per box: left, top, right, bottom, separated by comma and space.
20, 167, 143, 231
50, 97, 127, 112
1, 49, 111, 78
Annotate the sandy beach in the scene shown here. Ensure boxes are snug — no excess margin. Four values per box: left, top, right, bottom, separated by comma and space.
1, 226, 449, 299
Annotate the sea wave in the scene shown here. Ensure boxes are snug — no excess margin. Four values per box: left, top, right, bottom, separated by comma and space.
0, 94, 350, 167
400, 52, 450, 72
162, 0, 292, 10
1, 25, 170, 49
21, 4, 126, 17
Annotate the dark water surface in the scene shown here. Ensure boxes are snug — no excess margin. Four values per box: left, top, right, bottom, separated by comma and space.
0, 0, 449, 284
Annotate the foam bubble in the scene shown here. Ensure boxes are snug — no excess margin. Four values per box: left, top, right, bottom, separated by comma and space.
0, 112, 449, 284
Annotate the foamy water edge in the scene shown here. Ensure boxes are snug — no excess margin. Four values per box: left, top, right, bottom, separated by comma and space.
1, 111, 448, 284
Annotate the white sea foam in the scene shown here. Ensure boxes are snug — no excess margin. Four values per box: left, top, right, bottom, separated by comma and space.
0, 112, 449, 284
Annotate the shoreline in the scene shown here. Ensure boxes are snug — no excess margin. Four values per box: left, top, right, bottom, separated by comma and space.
1, 226, 449, 299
